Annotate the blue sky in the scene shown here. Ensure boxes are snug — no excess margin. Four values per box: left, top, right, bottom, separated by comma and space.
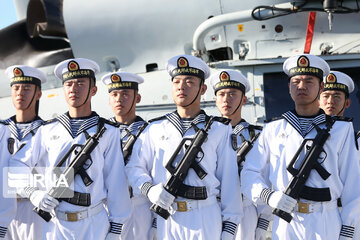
0, 1, 17, 29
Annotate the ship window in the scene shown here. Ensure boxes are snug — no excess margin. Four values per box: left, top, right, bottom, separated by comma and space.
146, 63, 158, 72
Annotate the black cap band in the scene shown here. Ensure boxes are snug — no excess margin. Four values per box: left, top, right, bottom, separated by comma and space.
214, 80, 246, 94
288, 67, 323, 80
324, 83, 349, 97
171, 67, 205, 81
10, 76, 41, 87
107, 82, 138, 93
62, 69, 95, 83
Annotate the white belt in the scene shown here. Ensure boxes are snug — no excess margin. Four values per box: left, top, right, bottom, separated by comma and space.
56, 202, 104, 222
295, 200, 337, 214
172, 197, 217, 212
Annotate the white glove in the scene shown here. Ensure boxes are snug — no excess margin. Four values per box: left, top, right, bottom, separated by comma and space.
255, 216, 269, 240
147, 183, 175, 210
149, 227, 158, 240
338, 236, 352, 240
149, 217, 158, 240
268, 191, 296, 214
105, 232, 120, 240
29, 190, 59, 212
255, 227, 268, 240
221, 231, 235, 240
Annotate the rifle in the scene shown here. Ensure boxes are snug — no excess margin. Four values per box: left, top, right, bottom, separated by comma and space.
34, 125, 107, 222
122, 122, 148, 165
150, 118, 214, 219
237, 132, 260, 173
273, 123, 332, 223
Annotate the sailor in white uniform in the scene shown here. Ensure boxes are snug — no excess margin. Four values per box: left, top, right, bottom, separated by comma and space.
241, 54, 360, 240
0, 124, 15, 239
209, 69, 271, 240
102, 71, 151, 240
126, 54, 243, 240
3, 65, 49, 240
10, 58, 131, 240
319, 70, 354, 117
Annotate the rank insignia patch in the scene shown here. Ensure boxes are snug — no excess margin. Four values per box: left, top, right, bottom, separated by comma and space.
8, 137, 15, 154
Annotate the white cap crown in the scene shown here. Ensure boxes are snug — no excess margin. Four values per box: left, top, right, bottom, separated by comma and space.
101, 71, 144, 92
166, 54, 210, 80
54, 58, 100, 83
283, 54, 330, 80
5, 65, 47, 86
324, 71, 354, 95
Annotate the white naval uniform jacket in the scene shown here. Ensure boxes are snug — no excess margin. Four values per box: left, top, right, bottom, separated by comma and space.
2, 116, 43, 155
0, 123, 15, 238
10, 112, 131, 237
233, 120, 262, 210
241, 111, 360, 239
2, 116, 46, 240
126, 111, 243, 229
232, 120, 270, 240
111, 116, 151, 240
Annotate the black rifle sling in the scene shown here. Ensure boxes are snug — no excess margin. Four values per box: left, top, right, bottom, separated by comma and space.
176, 117, 215, 200
248, 125, 256, 140
356, 130, 360, 150
297, 115, 335, 202
122, 122, 149, 165
236, 126, 261, 175
61, 118, 105, 206
77, 118, 105, 186
189, 116, 213, 179
273, 116, 336, 222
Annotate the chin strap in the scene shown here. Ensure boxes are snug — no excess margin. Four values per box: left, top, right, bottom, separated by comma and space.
182, 81, 202, 108
229, 94, 244, 116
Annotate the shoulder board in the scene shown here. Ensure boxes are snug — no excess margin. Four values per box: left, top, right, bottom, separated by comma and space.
248, 124, 263, 131
356, 131, 360, 141
264, 116, 283, 123
331, 116, 353, 122
212, 116, 231, 125
148, 115, 167, 123
42, 118, 58, 125
100, 117, 119, 127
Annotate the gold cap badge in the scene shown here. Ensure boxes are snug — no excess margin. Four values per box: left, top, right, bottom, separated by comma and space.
177, 57, 189, 68
111, 74, 121, 83
297, 56, 309, 68
220, 71, 230, 82
68, 61, 79, 71
326, 73, 336, 83
13, 67, 23, 77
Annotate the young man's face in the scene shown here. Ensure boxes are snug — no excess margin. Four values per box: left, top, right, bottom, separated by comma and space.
289, 75, 323, 106
109, 89, 140, 117
11, 83, 41, 110
319, 90, 350, 116
171, 75, 206, 107
215, 88, 246, 117
63, 78, 97, 108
